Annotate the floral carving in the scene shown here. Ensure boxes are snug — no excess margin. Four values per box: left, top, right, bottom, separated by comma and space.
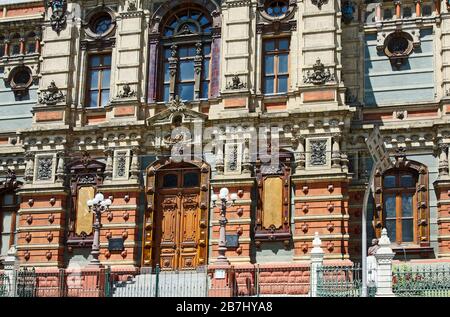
37, 156, 53, 180
310, 140, 327, 166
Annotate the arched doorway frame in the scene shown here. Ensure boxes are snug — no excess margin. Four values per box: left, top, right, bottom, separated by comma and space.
142, 158, 210, 269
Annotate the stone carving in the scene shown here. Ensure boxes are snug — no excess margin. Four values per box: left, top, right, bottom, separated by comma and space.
226, 75, 247, 90
227, 144, 239, 172
115, 152, 127, 178
37, 156, 53, 181
311, 0, 328, 10
127, 0, 137, 11
46, 0, 67, 34
117, 84, 136, 98
38, 81, 65, 105
304, 59, 335, 85
310, 140, 327, 166
168, 96, 187, 113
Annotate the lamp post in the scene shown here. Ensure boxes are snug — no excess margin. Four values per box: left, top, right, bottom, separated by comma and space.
211, 188, 238, 265
87, 192, 112, 267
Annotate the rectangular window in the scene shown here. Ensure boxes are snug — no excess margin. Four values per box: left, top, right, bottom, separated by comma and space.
161, 43, 211, 102
263, 38, 290, 95
382, 171, 417, 244
0, 193, 17, 256
86, 54, 112, 108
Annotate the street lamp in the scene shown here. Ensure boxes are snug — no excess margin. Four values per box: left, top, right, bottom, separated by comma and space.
87, 192, 112, 267
211, 188, 238, 265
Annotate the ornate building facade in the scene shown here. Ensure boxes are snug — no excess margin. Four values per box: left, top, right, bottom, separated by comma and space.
0, 0, 449, 272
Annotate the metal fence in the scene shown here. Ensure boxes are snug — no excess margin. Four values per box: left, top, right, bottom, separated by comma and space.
316, 264, 376, 297
0, 266, 210, 297
392, 264, 450, 297
110, 266, 209, 297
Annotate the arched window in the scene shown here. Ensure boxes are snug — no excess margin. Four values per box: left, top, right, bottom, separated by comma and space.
25, 32, 37, 55
159, 7, 213, 102
373, 152, 430, 249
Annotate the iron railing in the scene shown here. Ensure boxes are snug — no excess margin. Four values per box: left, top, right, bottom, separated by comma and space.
316, 264, 376, 297
392, 264, 450, 297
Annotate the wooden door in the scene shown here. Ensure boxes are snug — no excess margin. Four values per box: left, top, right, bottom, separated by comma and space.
153, 168, 202, 270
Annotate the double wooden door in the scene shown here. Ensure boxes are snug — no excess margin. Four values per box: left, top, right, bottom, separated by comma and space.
153, 168, 203, 270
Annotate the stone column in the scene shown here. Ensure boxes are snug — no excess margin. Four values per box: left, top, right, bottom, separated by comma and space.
294, 136, 305, 173
242, 138, 251, 174
438, 143, 449, 177
104, 148, 113, 181
331, 134, 341, 168
56, 151, 65, 183
3, 246, 18, 297
310, 232, 324, 297
216, 142, 224, 175
130, 147, 140, 180
24, 152, 35, 184
375, 228, 395, 297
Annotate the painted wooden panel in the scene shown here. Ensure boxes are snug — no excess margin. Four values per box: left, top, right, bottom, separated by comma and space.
262, 177, 283, 229
75, 186, 94, 236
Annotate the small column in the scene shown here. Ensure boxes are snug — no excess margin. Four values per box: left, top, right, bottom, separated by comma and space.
414, 0, 422, 17
331, 134, 341, 169
438, 143, 449, 177
3, 246, 19, 297
394, 0, 401, 18
375, 3, 383, 21
375, 228, 395, 297
19, 37, 25, 55
4, 39, 9, 57
104, 148, 113, 181
56, 151, 65, 183
24, 152, 35, 184
168, 45, 178, 101
215, 142, 224, 175
310, 232, 324, 297
242, 138, 251, 174
294, 136, 305, 173
130, 147, 140, 180
194, 42, 203, 100
35, 35, 41, 54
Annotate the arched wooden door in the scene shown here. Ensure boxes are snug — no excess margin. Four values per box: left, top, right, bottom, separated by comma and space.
143, 160, 210, 270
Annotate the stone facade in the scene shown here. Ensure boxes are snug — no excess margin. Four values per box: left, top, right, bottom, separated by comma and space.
0, 0, 449, 271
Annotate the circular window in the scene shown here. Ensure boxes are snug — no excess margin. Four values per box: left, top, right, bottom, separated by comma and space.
265, 0, 289, 17
387, 36, 409, 55
92, 14, 112, 35
13, 70, 31, 86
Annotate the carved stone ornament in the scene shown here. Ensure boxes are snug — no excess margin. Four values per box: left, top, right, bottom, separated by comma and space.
168, 96, 187, 113
117, 84, 136, 98
127, 0, 137, 11
46, 0, 67, 34
304, 59, 335, 85
38, 81, 65, 105
37, 156, 53, 181
312, 0, 328, 10
226, 75, 247, 90
310, 140, 327, 166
